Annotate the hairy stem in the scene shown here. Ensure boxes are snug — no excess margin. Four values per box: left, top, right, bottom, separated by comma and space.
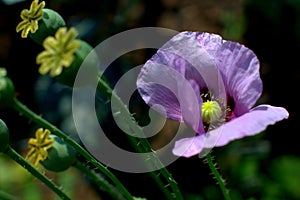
206, 152, 231, 200
11, 98, 134, 200
74, 160, 126, 200
98, 78, 183, 200
5, 146, 70, 200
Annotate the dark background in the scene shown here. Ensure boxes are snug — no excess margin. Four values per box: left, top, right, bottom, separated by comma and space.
0, 0, 298, 199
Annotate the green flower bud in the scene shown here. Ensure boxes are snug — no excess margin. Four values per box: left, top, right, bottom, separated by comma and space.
0, 69, 15, 108
41, 135, 76, 172
0, 119, 9, 152
29, 8, 66, 45
55, 40, 99, 87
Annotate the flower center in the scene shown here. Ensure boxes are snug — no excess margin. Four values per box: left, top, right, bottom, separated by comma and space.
201, 100, 222, 124
200, 89, 234, 131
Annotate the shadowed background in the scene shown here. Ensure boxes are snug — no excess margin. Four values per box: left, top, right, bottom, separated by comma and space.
0, 0, 298, 199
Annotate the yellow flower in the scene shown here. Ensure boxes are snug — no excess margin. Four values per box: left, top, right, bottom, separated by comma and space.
16, 0, 45, 38
25, 128, 54, 166
36, 27, 80, 77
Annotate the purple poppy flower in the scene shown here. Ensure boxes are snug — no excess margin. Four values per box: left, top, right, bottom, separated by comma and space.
137, 32, 289, 157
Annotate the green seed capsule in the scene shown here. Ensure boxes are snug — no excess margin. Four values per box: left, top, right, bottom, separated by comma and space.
202, 100, 222, 123
0, 119, 9, 152
41, 135, 76, 172
29, 8, 66, 45
0, 76, 15, 109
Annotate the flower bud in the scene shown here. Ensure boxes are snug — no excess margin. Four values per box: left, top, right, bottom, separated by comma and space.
29, 8, 66, 45
0, 69, 15, 108
41, 135, 76, 172
55, 40, 99, 87
0, 119, 9, 152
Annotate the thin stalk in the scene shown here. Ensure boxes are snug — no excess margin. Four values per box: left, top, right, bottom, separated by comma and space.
5, 146, 70, 200
11, 98, 134, 200
0, 190, 17, 200
74, 160, 126, 200
206, 152, 231, 200
128, 136, 174, 200
98, 78, 183, 200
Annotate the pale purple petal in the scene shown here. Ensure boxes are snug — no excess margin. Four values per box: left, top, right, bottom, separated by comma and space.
195, 32, 263, 116
137, 60, 205, 133
154, 32, 226, 98
178, 79, 204, 133
137, 61, 182, 121
137, 32, 227, 133
144, 31, 262, 117
172, 136, 205, 158
173, 105, 289, 157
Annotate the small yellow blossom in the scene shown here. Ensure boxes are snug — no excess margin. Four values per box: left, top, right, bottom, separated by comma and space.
16, 0, 45, 38
25, 128, 54, 166
36, 27, 80, 77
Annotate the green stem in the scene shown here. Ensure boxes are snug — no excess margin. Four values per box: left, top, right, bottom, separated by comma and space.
128, 136, 175, 200
206, 152, 231, 200
5, 146, 70, 200
98, 78, 183, 200
11, 98, 134, 200
74, 160, 126, 200
0, 190, 17, 200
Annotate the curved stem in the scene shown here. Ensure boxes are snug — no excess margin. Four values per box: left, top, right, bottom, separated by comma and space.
98, 78, 183, 200
206, 152, 231, 200
11, 98, 134, 200
5, 146, 70, 200
74, 160, 126, 200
